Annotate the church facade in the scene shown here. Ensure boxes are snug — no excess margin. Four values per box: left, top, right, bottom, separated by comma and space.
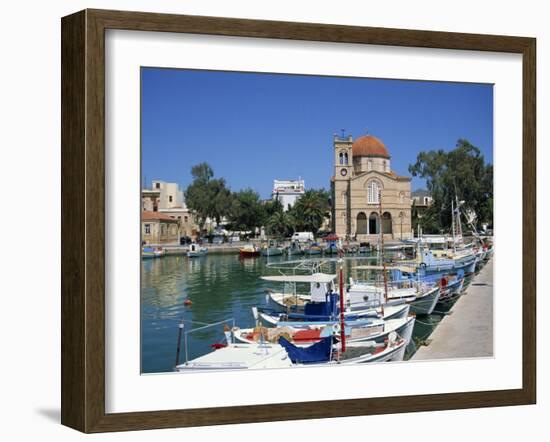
331, 133, 412, 241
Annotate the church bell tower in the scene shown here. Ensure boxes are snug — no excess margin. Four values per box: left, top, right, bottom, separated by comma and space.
333, 134, 353, 236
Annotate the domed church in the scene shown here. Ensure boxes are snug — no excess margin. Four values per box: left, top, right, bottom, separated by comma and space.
331, 133, 412, 241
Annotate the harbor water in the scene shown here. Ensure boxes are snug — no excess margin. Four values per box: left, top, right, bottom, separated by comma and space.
141, 253, 464, 374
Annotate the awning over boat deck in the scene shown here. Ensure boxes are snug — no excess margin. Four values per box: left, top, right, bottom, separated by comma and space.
354, 265, 417, 274
261, 273, 337, 283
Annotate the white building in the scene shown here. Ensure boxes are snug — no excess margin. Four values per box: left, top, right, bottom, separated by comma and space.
411, 189, 433, 207
151, 180, 184, 208
272, 179, 305, 211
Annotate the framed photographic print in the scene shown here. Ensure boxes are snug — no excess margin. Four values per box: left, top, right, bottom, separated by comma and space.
61, 9, 536, 433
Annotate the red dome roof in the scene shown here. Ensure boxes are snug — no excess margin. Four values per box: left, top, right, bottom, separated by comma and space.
352, 135, 390, 158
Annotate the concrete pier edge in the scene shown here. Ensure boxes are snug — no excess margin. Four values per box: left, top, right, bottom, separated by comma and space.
412, 258, 494, 360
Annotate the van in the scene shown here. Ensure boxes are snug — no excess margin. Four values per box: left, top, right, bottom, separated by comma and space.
291, 232, 314, 243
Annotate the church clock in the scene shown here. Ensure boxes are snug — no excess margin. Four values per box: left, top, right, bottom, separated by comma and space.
340, 168, 348, 177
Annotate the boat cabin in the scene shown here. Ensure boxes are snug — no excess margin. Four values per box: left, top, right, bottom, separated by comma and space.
261, 273, 336, 302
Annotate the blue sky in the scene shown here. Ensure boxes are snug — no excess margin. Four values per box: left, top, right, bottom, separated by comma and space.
141, 68, 493, 198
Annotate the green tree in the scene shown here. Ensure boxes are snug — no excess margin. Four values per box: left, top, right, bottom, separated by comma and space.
266, 210, 295, 237
190, 162, 214, 182
210, 178, 233, 225
264, 197, 284, 218
228, 188, 266, 232
408, 139, 493, 230
411, 201, 442, 234
184, 163, 232, 231
290, 189, 330, 234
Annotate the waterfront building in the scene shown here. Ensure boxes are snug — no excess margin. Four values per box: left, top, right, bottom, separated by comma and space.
142, 180, 198, 239
141, 211, 180, 245
331, 133, 412, 241
151, 180, 184, 208
159, 207, 197, 238
272, 179, 305, 211
142, 188, 161, 212
411, 189, 433, 208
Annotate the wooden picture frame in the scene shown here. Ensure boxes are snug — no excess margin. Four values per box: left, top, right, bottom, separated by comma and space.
61, 8, 536, 433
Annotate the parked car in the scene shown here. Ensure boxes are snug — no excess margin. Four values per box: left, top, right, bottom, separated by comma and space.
291, 231, 314, 243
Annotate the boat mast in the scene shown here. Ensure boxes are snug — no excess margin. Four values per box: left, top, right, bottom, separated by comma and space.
451, 198, 456, 252
378, 191, 388, 305
455, 195, 463, 240
175, 319, 184, 369
338, 262, 346, 353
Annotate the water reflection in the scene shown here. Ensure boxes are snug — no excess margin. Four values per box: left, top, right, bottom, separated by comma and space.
140, 253, 443, 373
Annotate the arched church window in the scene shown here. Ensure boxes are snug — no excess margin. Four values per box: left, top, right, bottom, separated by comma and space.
344, 153, 349, 165
367, 180, 380, 204
339, 152, 343, 165
367, 160, 372, 171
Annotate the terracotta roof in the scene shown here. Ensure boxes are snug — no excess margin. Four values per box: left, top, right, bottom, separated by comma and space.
352, 135, 390, 158
141, 211, 178, 222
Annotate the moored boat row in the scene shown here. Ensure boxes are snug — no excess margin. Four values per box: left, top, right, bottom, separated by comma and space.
174, 193, 493, 372
174, 239, 492, 371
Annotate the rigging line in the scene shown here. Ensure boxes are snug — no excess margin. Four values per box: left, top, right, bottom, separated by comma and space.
180, 319, 214, 326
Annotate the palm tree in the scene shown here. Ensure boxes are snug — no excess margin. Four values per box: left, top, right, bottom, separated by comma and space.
266, 211, 294, 238
291, 189, 330, 234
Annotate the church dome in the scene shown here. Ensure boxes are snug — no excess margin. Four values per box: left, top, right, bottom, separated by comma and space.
352, 135, 390, 158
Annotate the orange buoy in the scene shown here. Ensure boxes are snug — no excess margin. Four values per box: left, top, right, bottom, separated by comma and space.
184, 299, 192, 306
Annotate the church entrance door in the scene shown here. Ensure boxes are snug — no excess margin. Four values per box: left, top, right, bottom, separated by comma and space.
368, 212, 379, 234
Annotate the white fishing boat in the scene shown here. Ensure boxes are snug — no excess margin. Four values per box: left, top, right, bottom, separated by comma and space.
258, 273, 411, 324
261, 239, 284, 256
175, 342, 293, 371
141, 246, 165, 259
287, 241, 304, 256
396, 245, 477, 278
407, 197, 485, 277
262, 272, 336, 311
263, 269, 433, 315
175, 332, 406, 371
232, 314, 415, 347
187, 243, 208, 257
349, 281, 440, 315
348, 267, 441, 315
256, 302, 410, 327
331, 336, 407, 363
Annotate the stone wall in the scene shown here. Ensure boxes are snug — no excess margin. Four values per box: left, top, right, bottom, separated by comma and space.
333, 171, 412, 240
141, 219, 180, 245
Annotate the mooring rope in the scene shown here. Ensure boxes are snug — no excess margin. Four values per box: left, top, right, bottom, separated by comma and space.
413, 318, 439, 327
